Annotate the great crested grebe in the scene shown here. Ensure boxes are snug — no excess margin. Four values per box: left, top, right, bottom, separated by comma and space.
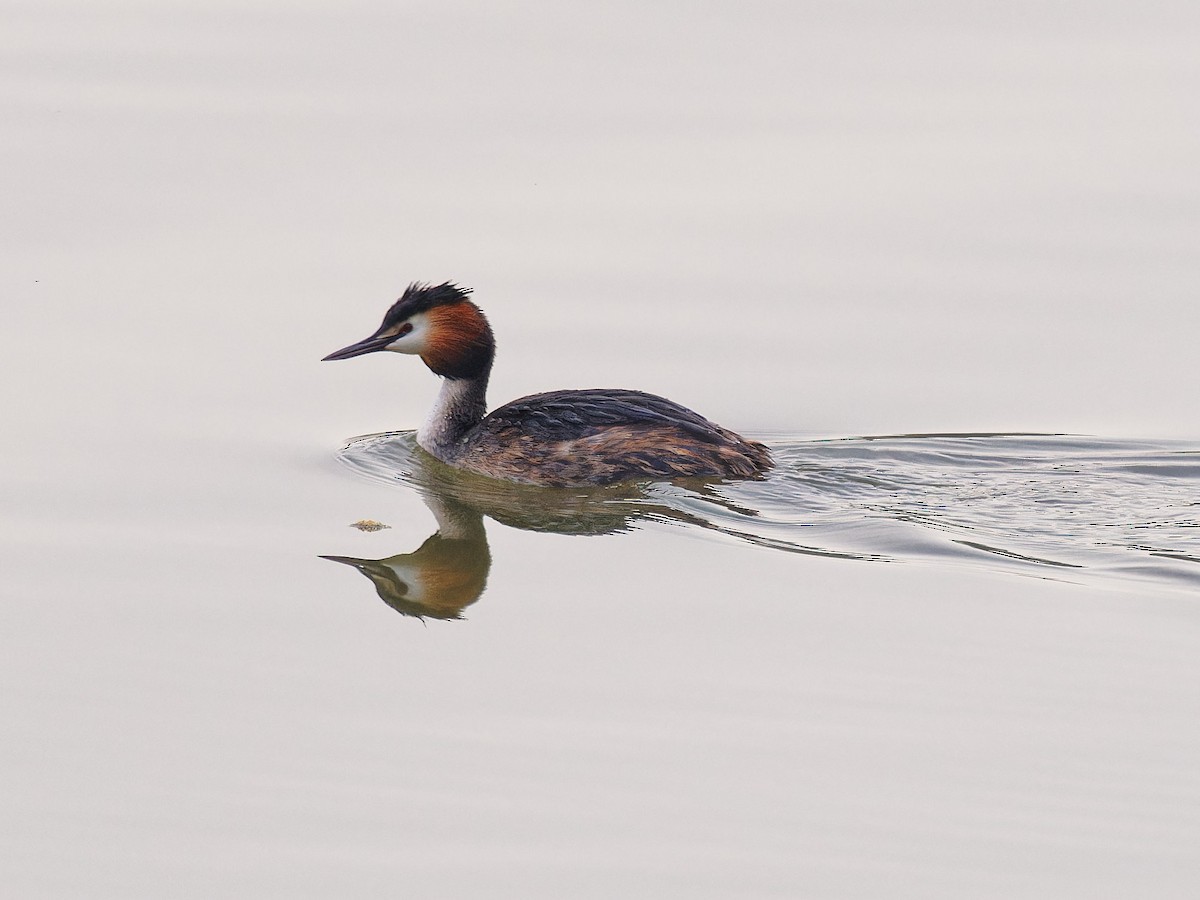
323, 282, 771, 486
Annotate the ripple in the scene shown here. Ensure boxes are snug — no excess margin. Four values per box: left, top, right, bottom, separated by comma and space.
336, 432, 1200, 594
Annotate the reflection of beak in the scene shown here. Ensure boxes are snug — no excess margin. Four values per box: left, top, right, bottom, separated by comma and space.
322, 332, 391, 361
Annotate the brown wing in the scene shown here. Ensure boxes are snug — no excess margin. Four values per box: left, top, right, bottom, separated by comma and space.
462, 390, 771, 486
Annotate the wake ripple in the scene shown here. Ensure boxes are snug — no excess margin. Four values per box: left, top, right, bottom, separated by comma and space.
337, 433, 1200, 594
685, 434, 1200, 592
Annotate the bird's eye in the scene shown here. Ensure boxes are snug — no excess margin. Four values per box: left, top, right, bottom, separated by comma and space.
397, 323, 413, 337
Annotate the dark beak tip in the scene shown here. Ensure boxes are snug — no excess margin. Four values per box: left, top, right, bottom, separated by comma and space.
321, 334, 389, 362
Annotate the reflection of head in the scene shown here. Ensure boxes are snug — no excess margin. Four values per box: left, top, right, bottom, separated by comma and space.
322, 497, 490, 621
325, 432, 774, 621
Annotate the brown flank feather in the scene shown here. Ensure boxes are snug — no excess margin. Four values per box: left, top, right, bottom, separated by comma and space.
455, 424, 771, 486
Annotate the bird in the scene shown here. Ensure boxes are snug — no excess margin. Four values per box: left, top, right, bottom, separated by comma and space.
323, 282, 771, 486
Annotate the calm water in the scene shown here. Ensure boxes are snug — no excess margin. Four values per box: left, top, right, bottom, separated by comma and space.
6, 1, 1200, 897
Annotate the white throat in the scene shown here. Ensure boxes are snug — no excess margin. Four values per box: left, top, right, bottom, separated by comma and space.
416, 377, 486, 461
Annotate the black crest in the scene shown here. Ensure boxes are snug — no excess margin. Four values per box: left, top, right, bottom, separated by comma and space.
382, 282, 473, 326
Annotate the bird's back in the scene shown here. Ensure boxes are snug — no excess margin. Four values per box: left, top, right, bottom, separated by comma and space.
453, 389, 772, 486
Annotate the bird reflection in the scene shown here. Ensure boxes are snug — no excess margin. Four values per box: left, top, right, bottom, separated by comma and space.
321, 494, 491, 621
321, 431, 762, 620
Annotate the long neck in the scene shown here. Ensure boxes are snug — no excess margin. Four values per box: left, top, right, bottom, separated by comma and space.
416, 365, 491, 462
414, 301, 495, 463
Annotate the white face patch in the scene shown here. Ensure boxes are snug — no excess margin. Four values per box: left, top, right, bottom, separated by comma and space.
384, 561, 425, 603
383, 311, 431, 355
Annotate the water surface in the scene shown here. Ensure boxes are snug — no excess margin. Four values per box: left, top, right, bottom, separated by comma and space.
5, 0, 1200, 897
337, 431, 1200, 606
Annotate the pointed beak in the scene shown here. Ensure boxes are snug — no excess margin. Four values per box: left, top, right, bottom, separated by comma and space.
318, 554, 364, 566
321, 332, 392, 361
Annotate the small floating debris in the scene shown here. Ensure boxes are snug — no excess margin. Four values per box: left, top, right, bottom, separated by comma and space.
350, 519, 391, 532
